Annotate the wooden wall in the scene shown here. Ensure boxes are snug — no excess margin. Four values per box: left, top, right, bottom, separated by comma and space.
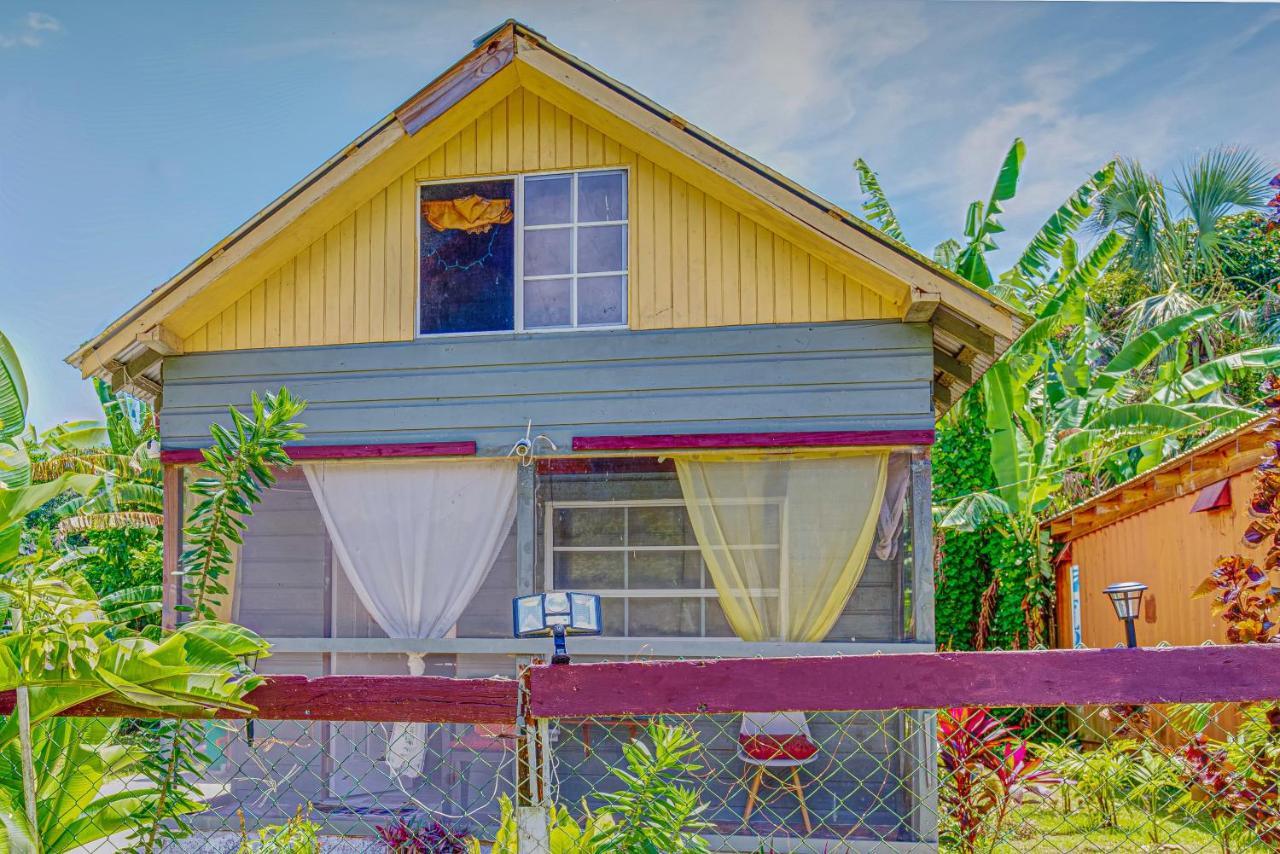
181, 89, 896, 353
162, 321, 934, 456
1054, 471, 1251, 650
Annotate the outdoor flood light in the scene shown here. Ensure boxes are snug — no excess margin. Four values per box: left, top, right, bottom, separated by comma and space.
512, 591, 602, 664
1103, 581, 1148, 648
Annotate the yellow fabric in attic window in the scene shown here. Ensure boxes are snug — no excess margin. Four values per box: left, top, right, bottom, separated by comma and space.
674, 451, 889, 643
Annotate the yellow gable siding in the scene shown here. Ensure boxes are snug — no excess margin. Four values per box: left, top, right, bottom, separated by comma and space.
182, 90, 895, 352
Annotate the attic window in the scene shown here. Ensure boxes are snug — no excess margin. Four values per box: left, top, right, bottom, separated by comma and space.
1190, 478, 1231, 513
419, 169, 628, 335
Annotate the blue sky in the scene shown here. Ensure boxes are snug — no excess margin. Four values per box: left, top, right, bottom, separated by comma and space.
2, 0, 1277, 427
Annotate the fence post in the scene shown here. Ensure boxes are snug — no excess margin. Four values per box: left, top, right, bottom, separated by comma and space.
515, 670, 550, 852
908, 709, 939, 844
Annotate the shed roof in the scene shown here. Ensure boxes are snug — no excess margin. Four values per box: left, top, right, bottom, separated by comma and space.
1047, 416, 1274, 542
66, 20, 1026, 407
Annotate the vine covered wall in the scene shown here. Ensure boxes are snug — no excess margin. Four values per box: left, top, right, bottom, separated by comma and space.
934, 392, 1034, 650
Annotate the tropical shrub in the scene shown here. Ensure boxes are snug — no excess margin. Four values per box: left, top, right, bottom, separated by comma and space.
937, 707, 1060, 853
376, 816, 474, 853
489, 795, 615, 854
237, 806, 321, 853
1045, 740, 1132, 829
1194, 374, 1280, 642
488, 721, 708, 854
0, 715, 199, 853
589, 721, 712, 853
135, 387, 306, 853
1175, 732, 1280, 850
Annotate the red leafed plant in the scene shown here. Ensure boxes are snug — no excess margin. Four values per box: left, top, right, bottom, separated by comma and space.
1193, 375, 1280, 643
938, 707, 1062, 853
1176, 732, 1280, 849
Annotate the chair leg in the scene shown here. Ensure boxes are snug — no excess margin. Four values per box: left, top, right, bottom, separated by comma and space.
743, 766, 765, 824
791, 767, 812, 834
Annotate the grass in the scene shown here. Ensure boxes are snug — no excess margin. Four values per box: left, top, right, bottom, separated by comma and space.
983, 803, 1271, 853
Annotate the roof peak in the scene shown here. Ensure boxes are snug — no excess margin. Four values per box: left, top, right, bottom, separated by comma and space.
472, 19, 543, 47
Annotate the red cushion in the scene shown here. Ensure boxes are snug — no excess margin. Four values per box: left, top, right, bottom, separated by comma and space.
739, 733, 818, 761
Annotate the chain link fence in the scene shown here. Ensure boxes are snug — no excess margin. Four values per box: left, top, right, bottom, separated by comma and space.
11, 648, 1280, 852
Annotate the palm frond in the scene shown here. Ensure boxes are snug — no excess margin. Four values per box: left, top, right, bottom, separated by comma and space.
932, 239, 962, 270
1006, 161, 1116, 285
56, 512, 164, 536
1174, 146, 1276, 272
852, 158, 907, 244
1092, 158, 1168, 275
30, 451, 128, 482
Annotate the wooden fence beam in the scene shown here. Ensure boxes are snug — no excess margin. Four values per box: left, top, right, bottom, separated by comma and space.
526, 645, 1280, 717
0, 674, 519, 724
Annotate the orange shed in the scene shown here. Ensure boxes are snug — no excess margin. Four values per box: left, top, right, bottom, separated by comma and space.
1047, 418, 1274, 651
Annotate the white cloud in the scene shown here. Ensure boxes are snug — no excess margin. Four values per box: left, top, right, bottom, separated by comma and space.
0, 10, 61, 48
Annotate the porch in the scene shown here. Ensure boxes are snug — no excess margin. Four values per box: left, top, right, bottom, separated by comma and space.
164, 444, 936, 845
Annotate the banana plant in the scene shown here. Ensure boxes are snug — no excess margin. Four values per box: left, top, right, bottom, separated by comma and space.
0, 716, 202, 854
855, 139, 1115, 309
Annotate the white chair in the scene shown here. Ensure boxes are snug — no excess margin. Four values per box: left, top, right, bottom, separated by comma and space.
737, 711, 818, 833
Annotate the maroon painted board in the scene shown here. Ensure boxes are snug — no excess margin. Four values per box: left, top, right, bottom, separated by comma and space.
160, 441, 477, 465
572, 429, 935, 452
527, 645, 1280, 717
0, 674, 518, 724
1190, 478, 1232, 513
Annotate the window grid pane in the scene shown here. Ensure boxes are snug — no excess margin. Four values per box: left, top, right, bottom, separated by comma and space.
521, 169, 628, 330
547, 500, 778, 638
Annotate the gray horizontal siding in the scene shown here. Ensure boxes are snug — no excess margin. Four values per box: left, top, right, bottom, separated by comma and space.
161, 321, 933, 454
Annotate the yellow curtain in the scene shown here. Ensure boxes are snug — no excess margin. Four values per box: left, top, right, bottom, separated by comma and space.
674, 451, 889, 642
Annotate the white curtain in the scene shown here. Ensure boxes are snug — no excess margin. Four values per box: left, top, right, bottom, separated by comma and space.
874, 453, 912, 561
304, 459, 517, 778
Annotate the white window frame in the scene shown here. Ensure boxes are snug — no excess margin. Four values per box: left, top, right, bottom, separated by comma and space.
416, 167, 630, 338
543, 496, 787, 639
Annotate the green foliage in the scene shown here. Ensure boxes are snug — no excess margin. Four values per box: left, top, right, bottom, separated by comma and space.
179, 389, 306, 621
1045, 740, 1133, 829
0, 716, 198, 854
139, 388, 306, 854
0, 330, 27, 444
852, 159, 906, 243
489, 722, 708, 854
591, 722, 712, 853
71, 528, 163, 597
934, 396, 1004, 650
955, 139, 1025, 289
236, 806, 321, 853
1219, 212, 1280, 288
490, 796, 616, 854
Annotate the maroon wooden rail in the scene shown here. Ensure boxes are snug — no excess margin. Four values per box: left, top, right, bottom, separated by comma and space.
0, 674, 518, 724
160, 441, 477, 465
526, 645, 1280, 717
572, 429, 935, 452
8, 646, 1278, 725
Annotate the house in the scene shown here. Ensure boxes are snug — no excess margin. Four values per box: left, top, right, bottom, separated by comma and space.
67, 20, 1022, 848
1048, 417, 1272, 651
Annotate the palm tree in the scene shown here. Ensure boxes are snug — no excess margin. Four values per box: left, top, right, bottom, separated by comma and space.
1093, 147, 1276, 344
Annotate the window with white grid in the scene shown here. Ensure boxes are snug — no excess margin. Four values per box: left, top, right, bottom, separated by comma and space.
543, 498, 781, 638
520, 169, 628, 329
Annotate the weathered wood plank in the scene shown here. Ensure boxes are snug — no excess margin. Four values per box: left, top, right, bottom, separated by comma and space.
0, 675, 518, 724
527, 645, 1280, 716
573, 429, 934, 452
395, 25, 516, 135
